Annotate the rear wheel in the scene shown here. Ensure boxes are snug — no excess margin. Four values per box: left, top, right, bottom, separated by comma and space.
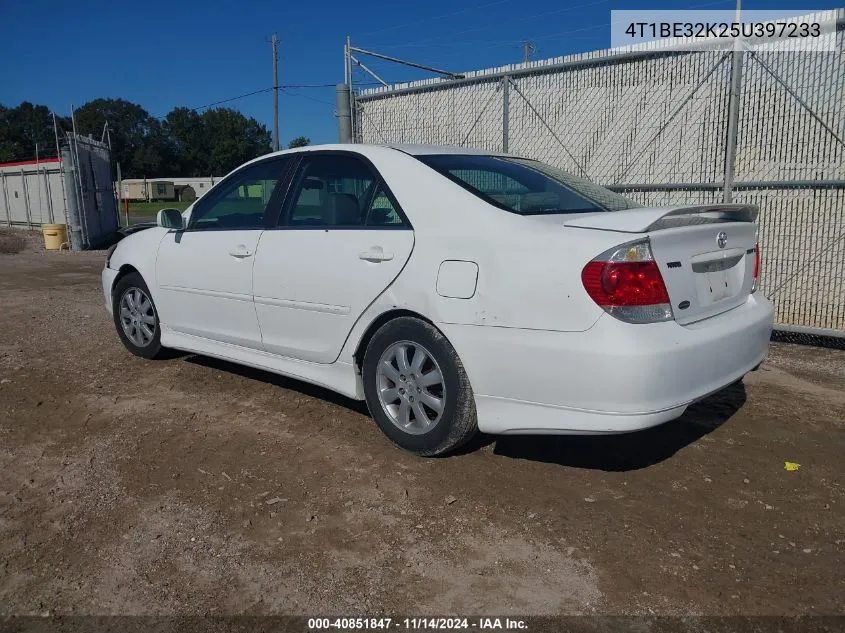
363, 317, 477, 456
112, 272, 167, 360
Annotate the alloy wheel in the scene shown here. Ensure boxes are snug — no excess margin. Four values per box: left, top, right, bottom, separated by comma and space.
119, 287, 157, 348
375, 340, 446, 435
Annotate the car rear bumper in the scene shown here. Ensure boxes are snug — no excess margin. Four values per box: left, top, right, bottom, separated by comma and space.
440, 293, 774, 435
102, 266, 119, 315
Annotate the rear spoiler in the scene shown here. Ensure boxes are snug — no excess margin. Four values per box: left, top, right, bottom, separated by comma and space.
564, 204, 759, 233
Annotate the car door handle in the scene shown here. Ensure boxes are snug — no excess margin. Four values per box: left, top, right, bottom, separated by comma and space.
358, 247, 394, 262
228, 245, 253, 259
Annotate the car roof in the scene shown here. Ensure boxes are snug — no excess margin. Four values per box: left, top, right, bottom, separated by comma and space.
257, 143, 511, 158
385, 143, 510, 157
236, 143, 519, 173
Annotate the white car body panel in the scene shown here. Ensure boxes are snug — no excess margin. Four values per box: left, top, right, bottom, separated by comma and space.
252, 228, 414, 363
103, 143, 774, 436
156, 229, 264, 349
103, 225, 166, 311
161, 327, 361, 399
441, 293, 772, 434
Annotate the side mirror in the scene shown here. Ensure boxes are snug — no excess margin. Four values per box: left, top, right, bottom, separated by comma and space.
157, 209, 184, 230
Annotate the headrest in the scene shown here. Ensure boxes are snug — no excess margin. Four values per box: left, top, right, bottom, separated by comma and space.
520, 191, 560, 213
330, 193, 361, 225
368, 208, 391, 225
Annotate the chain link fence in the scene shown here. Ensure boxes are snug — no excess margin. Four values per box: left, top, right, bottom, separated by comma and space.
355, 11, 845, 338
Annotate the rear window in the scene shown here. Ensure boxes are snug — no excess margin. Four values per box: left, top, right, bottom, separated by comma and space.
416, 154, 640, 214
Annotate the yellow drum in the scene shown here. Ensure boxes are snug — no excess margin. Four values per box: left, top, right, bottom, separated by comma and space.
41, 223, 68, 250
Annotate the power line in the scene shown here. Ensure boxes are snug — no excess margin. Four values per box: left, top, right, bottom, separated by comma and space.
150, 83, 377, 120
280, 89, 336, 106
194, 87, 277, 111
152, 0, 735, 121
282, 83, 337, 88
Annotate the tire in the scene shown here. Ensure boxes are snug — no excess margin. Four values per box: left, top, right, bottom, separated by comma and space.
362, 317, 477, 456
112, 272, 167, 360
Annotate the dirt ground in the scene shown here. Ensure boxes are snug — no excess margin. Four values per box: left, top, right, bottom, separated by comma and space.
1, 231, 843, 617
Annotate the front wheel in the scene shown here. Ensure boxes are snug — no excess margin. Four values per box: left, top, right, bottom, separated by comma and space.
362, 317, 477, 456
112, 272, 167, 360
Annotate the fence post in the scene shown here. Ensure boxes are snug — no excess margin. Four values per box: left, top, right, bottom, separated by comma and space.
502, 75, 510, 153
1, 172, 10, 227
61, 146, 84, 251
21, 169, 33, 229
43, 165, 54, 223
723, 46, 744, 203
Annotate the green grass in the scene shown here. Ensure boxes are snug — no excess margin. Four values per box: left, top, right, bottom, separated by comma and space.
121, 200, 191, 226
126, 200, 192, 214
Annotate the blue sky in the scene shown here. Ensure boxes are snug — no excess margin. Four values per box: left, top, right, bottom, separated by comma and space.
0, 0, 829, 145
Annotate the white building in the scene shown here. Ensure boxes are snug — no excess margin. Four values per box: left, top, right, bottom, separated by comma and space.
118, 176, 222, 202
0, 157, 66, 226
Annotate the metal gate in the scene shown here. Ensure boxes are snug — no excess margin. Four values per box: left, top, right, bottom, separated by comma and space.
61, 134, 119, 250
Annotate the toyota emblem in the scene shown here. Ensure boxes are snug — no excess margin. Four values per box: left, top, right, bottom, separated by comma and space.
716, 231, 728, 249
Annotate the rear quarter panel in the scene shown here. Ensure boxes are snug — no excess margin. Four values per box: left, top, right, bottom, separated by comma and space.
342, 147, 638, 349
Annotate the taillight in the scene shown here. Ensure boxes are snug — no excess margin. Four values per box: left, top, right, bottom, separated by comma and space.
751, 242, 760, 293
581, 239, 674, 324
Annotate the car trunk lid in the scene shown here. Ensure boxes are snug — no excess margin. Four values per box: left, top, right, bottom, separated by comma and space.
564, 205, 759, 325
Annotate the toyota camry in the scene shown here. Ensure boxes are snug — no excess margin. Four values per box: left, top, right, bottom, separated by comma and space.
102, 144, 774, 455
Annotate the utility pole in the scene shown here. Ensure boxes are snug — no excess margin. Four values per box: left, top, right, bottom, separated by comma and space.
272, 33, 280, 152
522, 41, 535, 64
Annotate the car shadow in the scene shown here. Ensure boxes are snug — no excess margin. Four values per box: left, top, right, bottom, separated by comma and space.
180, 353, 745, 470
183, 355, 371, 417
486, 381, 747, 471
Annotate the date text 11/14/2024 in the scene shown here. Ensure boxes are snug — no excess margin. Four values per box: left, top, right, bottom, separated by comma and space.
307, 617, 529, 630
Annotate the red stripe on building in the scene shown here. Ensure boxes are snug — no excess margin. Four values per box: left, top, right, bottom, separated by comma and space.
0, 157, 62, 168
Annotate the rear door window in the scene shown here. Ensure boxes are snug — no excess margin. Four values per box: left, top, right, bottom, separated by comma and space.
282, 154, 409, 228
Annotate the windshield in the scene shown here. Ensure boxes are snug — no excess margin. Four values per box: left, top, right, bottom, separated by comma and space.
416, 154, 640, 214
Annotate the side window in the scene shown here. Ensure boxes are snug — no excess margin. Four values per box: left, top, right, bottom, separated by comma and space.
365, 187, 403, 226
189, 158, 290, 230
284, 154, 407, 228
287, 155, 373, 227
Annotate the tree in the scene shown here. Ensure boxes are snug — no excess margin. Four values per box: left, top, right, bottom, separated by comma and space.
73, 98, 160, 178
287, 136, 310, 149
132, 118, 176, 177
0, 102, 68, 163
163, 106, 271, 175
200, 108, 272, 175
1, 98, 273, 178
164, 107, 206, 175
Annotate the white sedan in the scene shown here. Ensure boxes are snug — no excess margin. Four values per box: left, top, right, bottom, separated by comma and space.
102, 144, 773, 455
